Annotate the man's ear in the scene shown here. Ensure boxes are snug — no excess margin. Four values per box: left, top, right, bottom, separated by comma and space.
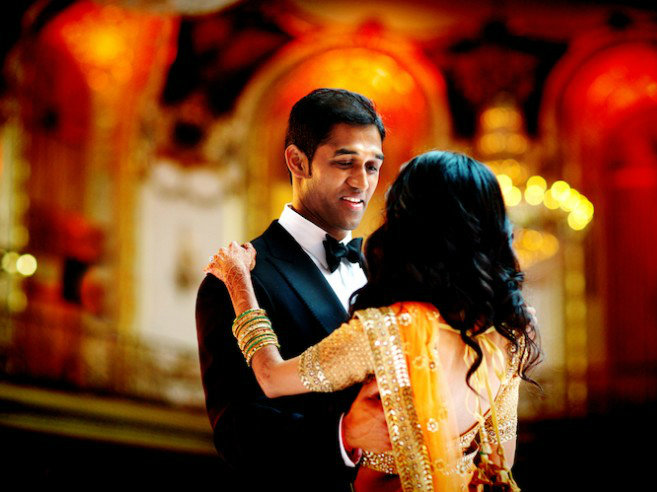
285, 145, 311, 179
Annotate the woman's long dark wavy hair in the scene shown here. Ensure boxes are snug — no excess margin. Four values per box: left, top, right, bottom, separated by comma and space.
351, 151, 541, 385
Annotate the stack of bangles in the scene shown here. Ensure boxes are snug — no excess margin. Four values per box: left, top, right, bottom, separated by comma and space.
232, 308, 279, 366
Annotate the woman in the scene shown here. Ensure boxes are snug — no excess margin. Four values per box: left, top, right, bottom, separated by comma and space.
205, 151, 540, 492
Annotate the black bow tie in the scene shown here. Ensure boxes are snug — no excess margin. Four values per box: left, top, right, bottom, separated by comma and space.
323, 235, 363, 273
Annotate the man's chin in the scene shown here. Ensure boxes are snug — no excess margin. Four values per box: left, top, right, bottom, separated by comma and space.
341, 217, 364, 232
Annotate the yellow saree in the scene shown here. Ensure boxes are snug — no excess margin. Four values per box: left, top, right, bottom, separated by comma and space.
298, 301, 522, 492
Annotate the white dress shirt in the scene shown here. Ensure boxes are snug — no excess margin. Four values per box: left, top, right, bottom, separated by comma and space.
278, 204, 367, 467
278, 204, 367, 312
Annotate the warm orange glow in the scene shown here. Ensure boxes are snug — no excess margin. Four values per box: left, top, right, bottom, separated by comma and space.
560, 43, 657, 144
281, 48, 419, 107
513, 228, 560, 269
57, 2, 176, 95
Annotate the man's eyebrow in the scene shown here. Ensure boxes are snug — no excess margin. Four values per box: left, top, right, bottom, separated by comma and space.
333, 149, 357, 157
333, 148, 385, 161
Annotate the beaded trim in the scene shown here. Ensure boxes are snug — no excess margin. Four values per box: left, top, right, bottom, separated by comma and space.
356, 307, 434, 492
298, 345, 334, 392
362, 450, 396, 475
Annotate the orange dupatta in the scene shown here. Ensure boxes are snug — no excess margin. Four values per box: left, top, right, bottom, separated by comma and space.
356, 303, 469, 492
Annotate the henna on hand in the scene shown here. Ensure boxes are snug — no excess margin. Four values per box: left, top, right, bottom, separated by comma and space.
204, 241, 256, 296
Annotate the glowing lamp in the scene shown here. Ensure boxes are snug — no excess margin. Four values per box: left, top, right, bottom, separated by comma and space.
16, 254, 38, 277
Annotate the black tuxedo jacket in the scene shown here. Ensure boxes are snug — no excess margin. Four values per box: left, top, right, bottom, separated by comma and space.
196, 221, 361, 491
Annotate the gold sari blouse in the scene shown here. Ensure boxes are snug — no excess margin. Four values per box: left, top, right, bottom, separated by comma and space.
298, 301, 522, 492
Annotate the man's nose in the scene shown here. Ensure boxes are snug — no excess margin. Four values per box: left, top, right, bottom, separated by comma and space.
348, 165, 368, 190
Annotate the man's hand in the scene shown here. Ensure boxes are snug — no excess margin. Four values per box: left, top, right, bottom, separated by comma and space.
342, 378, 391, 455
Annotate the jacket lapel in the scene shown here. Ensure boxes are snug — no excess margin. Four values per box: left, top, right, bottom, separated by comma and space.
262, 221, 349, 335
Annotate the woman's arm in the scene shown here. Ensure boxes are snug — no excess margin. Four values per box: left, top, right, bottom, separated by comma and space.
206, 241, 374, 398
205, 241, 306, 398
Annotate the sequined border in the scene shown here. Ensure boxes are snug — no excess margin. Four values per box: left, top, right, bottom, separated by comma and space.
356, 307, 434, 492
298, 345, 334, 392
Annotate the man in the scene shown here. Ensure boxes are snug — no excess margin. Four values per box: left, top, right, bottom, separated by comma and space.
196, 88, 389, 491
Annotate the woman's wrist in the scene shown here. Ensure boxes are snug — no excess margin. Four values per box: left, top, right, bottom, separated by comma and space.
225, 268, 259, 314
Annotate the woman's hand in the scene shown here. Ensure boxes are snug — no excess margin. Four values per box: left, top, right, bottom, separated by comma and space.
204, 241, 256, 286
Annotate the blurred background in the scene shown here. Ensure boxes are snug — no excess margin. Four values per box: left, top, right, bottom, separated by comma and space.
0, 0, 655, 489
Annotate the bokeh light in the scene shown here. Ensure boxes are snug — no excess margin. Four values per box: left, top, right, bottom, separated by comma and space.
16, 254, 38, 276
2, 251, 20, 274
493, 171, 594, 230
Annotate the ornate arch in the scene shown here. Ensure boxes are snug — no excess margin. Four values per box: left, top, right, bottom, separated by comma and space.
541, 23, 657, 407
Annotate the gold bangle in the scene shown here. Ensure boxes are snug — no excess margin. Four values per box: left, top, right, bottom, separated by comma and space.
230, 310, 279, 365
232, 309, 267, 336
233, 315, 270, 338
237, 325, 275, 348
236, 319, 272, 338
245, 339, 280, 366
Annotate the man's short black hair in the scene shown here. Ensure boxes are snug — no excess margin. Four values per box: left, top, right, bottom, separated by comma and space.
285, 88, 386, 165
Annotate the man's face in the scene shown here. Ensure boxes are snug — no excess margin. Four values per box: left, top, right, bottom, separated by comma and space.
295, 123, 384, 240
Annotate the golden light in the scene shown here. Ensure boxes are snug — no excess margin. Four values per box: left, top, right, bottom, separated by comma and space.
522, 229, 544, 251
525, 184, 545, 205
566, 299, 587, 320
513, 228, 560, 269
567, 198, 594, 231
568, 213, 589, 230
505, 186, 522, 207
551, 180, 571, 202
496, 174, 513, 193
2, 251, 19, 274
542, 233, 560, 256
481, 107, 504, 130
62, 8, 135, 89
561, 189, 581, 212
16, 254, 38, 277
543, 189, 560, 210
12, 225, 29, 249
88, 27, 126, 66
507, 134, 528, 154
7, 290, 27, 313
498, 174, 521, 206
526, 175, 547, 190
57, 3, 174, 96
481, 106, 523, 131
295, 49, 416, 102
480, 134, 504, 154
565, 272, 586, 294
493, 172, 594, 230
488, 159, 528, 184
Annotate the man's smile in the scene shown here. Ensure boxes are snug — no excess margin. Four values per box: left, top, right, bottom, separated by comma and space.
340, 196, 365, 210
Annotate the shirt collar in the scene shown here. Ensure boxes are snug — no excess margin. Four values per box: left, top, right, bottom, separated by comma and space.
278, 204, 352, 271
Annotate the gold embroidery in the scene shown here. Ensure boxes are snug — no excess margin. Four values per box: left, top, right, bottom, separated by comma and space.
398, 312, 412, 326
356, 307, 434, 492
297, 319, 373, 392
300, 304, 521, 490
433, 458, 447, 474
360, 314, 521, 481
362, 450, 396, 475
298, 345, 333, 392
484, 375, 519, 444
413, 355, 428, 369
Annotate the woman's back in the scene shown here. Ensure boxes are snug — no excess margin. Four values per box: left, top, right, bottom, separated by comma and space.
300, 301, 522, 491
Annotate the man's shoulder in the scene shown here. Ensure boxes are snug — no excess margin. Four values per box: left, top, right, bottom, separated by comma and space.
250, 220, 300, 260
250, 220, 284, 248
